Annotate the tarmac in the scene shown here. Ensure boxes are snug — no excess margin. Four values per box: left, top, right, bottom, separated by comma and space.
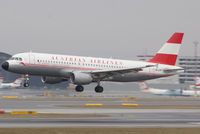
0, 88, 200, 128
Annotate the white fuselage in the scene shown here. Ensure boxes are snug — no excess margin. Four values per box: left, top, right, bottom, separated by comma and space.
143, 88, 169, 95
143, 87, 200, 96
182, 90, 200, 96
0, 83, 20, 89
5, 52, 183, 83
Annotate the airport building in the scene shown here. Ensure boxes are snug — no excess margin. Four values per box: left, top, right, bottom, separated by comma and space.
178, 56, 200, 84
136, 55, 200, 84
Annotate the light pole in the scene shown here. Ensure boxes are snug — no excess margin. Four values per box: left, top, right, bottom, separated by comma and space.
193, 41, 199, 97
193, 41, 199, 75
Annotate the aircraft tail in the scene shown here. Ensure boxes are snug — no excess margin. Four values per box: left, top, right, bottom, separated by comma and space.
0, 77, 4, 86
148, 32, 184, 65
13, 78, 24, 87
194, 75, 200, 87
138, 82, 149, 91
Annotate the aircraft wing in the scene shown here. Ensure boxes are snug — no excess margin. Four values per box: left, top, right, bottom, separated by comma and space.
88, 65, 154, 80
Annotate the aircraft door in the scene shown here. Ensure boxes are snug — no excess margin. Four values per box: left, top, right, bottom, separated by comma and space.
29, 53, 35, 64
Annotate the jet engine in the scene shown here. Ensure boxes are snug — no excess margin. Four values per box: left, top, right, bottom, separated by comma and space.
41, 76, 65, 84
71, 72, 93, 85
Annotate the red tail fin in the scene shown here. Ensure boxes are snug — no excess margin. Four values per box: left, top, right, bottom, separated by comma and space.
148, 32, 184, 65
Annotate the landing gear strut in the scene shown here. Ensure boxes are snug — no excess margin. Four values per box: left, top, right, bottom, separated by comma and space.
95, 81, 104, 93
75, 85, 84, 92
23, 74, 30, 87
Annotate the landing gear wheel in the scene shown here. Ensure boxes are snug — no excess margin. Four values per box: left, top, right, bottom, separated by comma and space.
24, 74, 30, 87
75, 85, 84, 92
24, 82, 29, 87
95, 86, 104, 93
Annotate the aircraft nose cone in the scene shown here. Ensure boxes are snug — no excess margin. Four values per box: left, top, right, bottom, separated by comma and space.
1, 62, 9, 70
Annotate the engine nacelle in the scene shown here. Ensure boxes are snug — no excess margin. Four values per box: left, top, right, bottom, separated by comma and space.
41, 76, 65, 84
71, 72, 93, 85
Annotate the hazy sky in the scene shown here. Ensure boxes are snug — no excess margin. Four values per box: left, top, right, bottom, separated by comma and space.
0, 0, 200, 59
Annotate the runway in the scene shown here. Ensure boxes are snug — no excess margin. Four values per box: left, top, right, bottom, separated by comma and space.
1, 115, 200, 128
0, 89, 200, 128
1, 98, 200, 109
1, 104, 200, 127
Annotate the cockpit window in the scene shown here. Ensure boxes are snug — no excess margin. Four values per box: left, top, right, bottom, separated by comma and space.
10, 57, 23, 61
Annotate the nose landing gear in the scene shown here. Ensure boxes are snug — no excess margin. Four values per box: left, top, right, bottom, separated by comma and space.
23, 74, 30, 87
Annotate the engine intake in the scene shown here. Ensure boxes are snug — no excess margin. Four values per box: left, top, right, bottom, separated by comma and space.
71, 72, 93, 85
41, 76, 65, 84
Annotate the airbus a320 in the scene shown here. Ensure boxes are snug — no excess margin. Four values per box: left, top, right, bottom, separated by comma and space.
2, 33, 184, 93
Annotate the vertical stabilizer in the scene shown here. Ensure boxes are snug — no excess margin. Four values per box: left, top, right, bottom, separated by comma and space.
148, 32, 184, 65
138, 82, 149, 91
13, 78, 24, 87
194, 75, 200, 88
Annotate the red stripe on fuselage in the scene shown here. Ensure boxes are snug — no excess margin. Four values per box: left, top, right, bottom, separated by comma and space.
148, 53, 177, 66
20, 62, 26, 66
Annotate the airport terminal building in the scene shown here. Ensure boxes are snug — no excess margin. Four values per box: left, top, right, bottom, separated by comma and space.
178, 56, 200, 84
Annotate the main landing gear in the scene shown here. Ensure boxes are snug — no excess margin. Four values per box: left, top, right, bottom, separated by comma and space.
23, 74, 30, 87
95, 85, 103, 93
95, 80, 103, 93
75, 85, 84, 92
75, 81, 104, 93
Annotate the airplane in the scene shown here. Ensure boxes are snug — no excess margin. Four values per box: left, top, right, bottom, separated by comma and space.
1, 32, 184, 93
138, 81, 200, 96
0, 77, 24, 89
190, 75, 200, 90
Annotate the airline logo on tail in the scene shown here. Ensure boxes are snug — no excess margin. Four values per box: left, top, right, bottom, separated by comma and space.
13, 78, 24, 87
194, 75, 200, 88
138, 82, 149, 91
148, 32, 184, 65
